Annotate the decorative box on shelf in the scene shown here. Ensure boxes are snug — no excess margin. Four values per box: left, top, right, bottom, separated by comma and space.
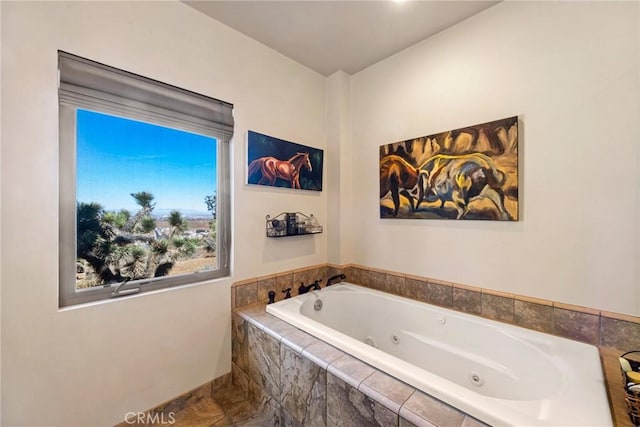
266, 212, 323, 237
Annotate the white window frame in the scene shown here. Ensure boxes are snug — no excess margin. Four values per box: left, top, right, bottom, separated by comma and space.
58, 51, 232, 308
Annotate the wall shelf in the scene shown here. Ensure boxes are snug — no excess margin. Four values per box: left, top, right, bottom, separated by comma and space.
266, 212, 323, 237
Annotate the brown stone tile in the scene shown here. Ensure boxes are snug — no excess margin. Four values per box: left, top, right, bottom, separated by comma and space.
281, 329, 319, 354
212, 383, 262, 425
327, 354, 376, 389
515, 294, 553, 307
367, 269, 387, 291
427, 277, 451, 287
481, 292, 514, 323
213, 382, 251, 409
404, 277, 426, 301
553, 307, 600, 345
404, 273, 427, 282
233, 302, 266, 322
399, 390, 465, 427
452, 282, 481, 292
481, 288, 514, 299
425, 280, 453, 307
274, 275, 293, 302
233, 277, 260, 287
327, 265, 345, 280
233, 412, 263, 426
452, 286, 481, 315
385, 270, 406, 278
399, 417, 418, 427
150, 381, 212, 415
359, 371, 414, 414
212, 373, 232, 395
293, 268, 312, 288
348, 266, 366, 285
257, 276, 276, 303
340, 265, 354, 282
282, 408, 304, 427
171, 397, 229, 427
235, 282, 258, 307
280, 345, 326, 427
231, 361, 250, 395
462, 415, 491, 427
248, 381, 282, 425
246, 323, 281, 400
232, 313, 249, 372
554, 301, 600, 316
307, 265, 328, 285
302, 341, 345, 369
601, 316, 640, 351
245, 310, 277, 331
325, 267, 348, 288
327, 372, 398, 427
514, 300, 554, 334
261, 315, 298, 341
383, 272, 406, 295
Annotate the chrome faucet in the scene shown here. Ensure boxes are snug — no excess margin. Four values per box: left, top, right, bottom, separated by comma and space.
326, 273, 346, 287
298, 280, 321, 295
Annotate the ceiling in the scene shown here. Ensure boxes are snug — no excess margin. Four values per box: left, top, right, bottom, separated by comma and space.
185, 1, 499, 76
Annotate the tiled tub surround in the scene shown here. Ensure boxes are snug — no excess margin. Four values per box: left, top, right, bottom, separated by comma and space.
232, 264, 640, 426
267, 283, 612, 426
233, 303, 489, 426
232, 264, 640, 352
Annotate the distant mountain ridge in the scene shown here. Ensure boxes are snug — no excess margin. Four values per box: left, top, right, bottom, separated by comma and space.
152, 208, 211, 218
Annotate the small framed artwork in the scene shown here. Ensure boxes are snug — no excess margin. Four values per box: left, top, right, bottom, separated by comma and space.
380, 116, 518, 220
247, 130, 323, 191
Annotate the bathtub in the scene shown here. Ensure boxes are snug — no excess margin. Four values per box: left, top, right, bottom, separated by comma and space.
266, 283, 612, 427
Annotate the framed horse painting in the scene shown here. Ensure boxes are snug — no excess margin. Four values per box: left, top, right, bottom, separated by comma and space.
379, 116, 519, 220
247, 131, 323, 191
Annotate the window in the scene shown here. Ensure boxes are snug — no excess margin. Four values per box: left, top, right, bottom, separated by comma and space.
58, 51, 232, 307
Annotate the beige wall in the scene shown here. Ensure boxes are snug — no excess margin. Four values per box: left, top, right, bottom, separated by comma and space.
1, 1, 326, 425
349, 1, 640, 315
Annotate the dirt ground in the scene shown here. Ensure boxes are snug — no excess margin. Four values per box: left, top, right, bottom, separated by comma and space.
169, 255, 216, 276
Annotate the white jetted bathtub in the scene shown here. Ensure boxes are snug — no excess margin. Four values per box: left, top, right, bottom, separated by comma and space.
266, 283, 612, 427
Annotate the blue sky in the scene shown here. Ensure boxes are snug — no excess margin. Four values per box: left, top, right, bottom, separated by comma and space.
76, 109, 217, 216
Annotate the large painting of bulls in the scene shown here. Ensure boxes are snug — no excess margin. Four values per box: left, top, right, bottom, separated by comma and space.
380, 116, 518, 220
247, 131, 323, 191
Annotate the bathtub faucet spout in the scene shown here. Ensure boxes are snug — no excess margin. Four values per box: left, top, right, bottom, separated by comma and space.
326, 273, 346, 287
298, 280, 321, 295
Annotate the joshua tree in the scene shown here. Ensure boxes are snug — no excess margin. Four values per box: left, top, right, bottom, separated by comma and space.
102, 209, 130, 229
140, 216, 156, 234
76, 191, 212, 288
124, 191, 156, 232
204, 194, 217, 252
77, 202, 108, 258
76, 202, 119, 284
204, 194, 216, 219
115, 246, 147, 280
168, 210, 187, 238
147, 239, 174, 278
132, 191, 155, 209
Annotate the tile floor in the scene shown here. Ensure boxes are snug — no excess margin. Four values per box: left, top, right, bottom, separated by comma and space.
169, 386, 264, 427
169, 349, 634, 427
